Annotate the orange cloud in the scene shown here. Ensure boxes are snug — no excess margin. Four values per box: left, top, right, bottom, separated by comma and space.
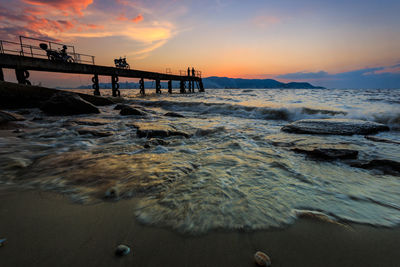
132, 14, 143, 23
23, 0, 93, 15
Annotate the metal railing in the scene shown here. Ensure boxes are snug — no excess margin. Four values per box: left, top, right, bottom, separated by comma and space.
178, 69, 202, 78
0, 36, 95, 65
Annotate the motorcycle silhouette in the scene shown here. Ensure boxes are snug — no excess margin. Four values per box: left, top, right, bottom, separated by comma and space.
114, 57, 130, 69
39, 43, 74, 63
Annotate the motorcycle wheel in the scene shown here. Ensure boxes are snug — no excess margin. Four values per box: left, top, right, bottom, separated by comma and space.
66, 57, 74, 63
48, 55, 56, 61
126, 64, 130, 70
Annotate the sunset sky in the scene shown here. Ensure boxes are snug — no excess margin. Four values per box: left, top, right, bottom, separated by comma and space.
0, 0, 399, 88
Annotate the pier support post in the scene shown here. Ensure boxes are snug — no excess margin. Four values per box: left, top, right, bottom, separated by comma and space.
0, 68, 4, 82
92, 74, 100, 96
180, 80, 186, 94
15, 69, 31, 85
139, 78, 145, 95
199, 79, 205, 92
192, 81, 195, 92
188, 79, 192, 93
156, 79, 161, 94
168, 80, 172, 94
111, 75, 120, 97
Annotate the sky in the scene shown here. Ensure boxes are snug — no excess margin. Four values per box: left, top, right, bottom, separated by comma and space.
0, 0, 399, 88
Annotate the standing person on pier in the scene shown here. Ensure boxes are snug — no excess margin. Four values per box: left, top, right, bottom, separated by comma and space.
187, 67, 190, 76
192, 67, 195, 77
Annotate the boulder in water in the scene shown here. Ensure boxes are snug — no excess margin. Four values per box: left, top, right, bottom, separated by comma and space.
120, 106, 145, 116
282, 118, 389, 135
292, 148, 359, 160
144, 138, 170, 148
164, 112, 185, 118
77, 128, 113, 137
40, 93, 100, 115
114, 104, 130, 110
0, 110, 25, 124
134, 123, 190, 138
351, 159, 400, 176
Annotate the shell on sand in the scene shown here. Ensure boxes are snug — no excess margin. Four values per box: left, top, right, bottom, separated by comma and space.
254, 251, 271, 266
115, 244, 130, 256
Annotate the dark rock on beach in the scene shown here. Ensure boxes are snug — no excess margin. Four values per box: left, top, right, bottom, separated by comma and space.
41, 93, 100, 115
120, 106, 146, 116
144, 138, 170, 148
282, 119, 389, 135
164, 112, 185, 118
114, 104, 129, 110
292, 147, 359, 160
364, 135, 400, 145
351, 159, 400, 176
0, 81, 114, 109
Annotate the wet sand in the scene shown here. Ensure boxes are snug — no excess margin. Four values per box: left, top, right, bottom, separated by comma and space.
0, 188, 399, 267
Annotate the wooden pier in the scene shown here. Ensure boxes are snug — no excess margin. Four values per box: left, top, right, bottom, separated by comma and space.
0, 37, 204, 97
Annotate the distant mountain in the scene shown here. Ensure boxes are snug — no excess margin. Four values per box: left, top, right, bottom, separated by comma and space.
74, 76, 324, 89
203, 77, 324, 89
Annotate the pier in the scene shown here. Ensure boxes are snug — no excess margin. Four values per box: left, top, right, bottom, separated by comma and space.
0, 36, 204, 97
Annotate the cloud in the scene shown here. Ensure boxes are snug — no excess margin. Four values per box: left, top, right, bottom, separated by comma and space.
117, 13, 144, 23
23, 0, 93, 15
276, 65, 400, 89
132, 14, 143, 23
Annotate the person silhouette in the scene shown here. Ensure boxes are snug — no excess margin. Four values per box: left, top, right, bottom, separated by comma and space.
192, 67, 195, 77
187, 67, 190, 76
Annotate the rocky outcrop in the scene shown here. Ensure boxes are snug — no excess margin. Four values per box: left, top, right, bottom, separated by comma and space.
282, 119, 389, 135
40, 93, 100, 115
351, 159, 400, 176
120, 106, 146, 116
164, 112, 185, 118
364, 135, 400, 145
292, 147, 359, 160
114, 104, 129, 110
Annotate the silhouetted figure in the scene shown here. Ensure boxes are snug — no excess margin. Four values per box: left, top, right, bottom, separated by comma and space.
187, 67, 190, 76
192, 67, 195, 77
60, 45, 67, 57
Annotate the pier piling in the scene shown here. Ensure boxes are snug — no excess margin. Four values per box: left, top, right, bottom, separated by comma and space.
180, 80, 186, 94
15, 69, 31, 85
156, 79, 161, 94
0, 68, 4, 81
168, 80, 172, 94
139, 78, 145, 95
92, 74, 100, 96
111, 75, 120, 97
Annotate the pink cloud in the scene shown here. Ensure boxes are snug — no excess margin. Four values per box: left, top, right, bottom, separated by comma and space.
131, 14, 143, 23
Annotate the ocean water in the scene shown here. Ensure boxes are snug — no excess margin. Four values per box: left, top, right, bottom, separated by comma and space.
1, 88, 400, 234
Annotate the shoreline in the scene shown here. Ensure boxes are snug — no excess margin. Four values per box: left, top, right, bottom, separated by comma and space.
1, 187, 400, 267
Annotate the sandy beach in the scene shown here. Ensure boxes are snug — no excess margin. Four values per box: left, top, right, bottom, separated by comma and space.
1, 187, 399, 267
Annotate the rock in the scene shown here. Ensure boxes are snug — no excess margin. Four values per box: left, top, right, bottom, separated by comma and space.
0, 110, 25, 124
78, 94, 115, 106
144, 138, 170, 148
0, 238, 6, 247
364, 135, 400, 145
254, 251, 271, 267
105, 186, 120, 199
77, 128, 113, 137
115, 244, 130, 256
295, 210, 351, 229
351, 159, 400, 176
120, 106, 145, 116
164, 112, 185, 118
32, 117, 43, 121
114, 104, 129, 110
292, 148, 358, 160
72, 118, 109, 126
40, 93, 100, 115
282, 119, 389, 135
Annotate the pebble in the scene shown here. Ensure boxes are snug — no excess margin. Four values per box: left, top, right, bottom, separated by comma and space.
104, 186, 120, 199
115, 244, 130, 256
254, 251, 271, 267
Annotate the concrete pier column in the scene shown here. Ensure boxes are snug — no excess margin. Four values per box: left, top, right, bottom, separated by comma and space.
92, 74, 100, 96
180, 80, 186, 94
15, 69, 31, 85
156, 79, 161, 94
192, 81, 195, 92
139, 78, 145, 95
168, 80, 172, 94
111, 75, 120, 97
199, 79, 205, 92
188, 79, 192, 93
0, 68, 4, 82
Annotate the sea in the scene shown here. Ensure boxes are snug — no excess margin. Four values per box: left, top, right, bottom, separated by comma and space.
1, 88, 400, 234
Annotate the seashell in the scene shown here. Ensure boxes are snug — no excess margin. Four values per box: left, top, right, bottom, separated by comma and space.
115, 244, 130, 256
254, 251, 271, 266
104, 186, 120, 199
0, 238, 7, 247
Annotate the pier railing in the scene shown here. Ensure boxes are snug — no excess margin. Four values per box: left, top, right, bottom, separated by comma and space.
0, 36, 95, 65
